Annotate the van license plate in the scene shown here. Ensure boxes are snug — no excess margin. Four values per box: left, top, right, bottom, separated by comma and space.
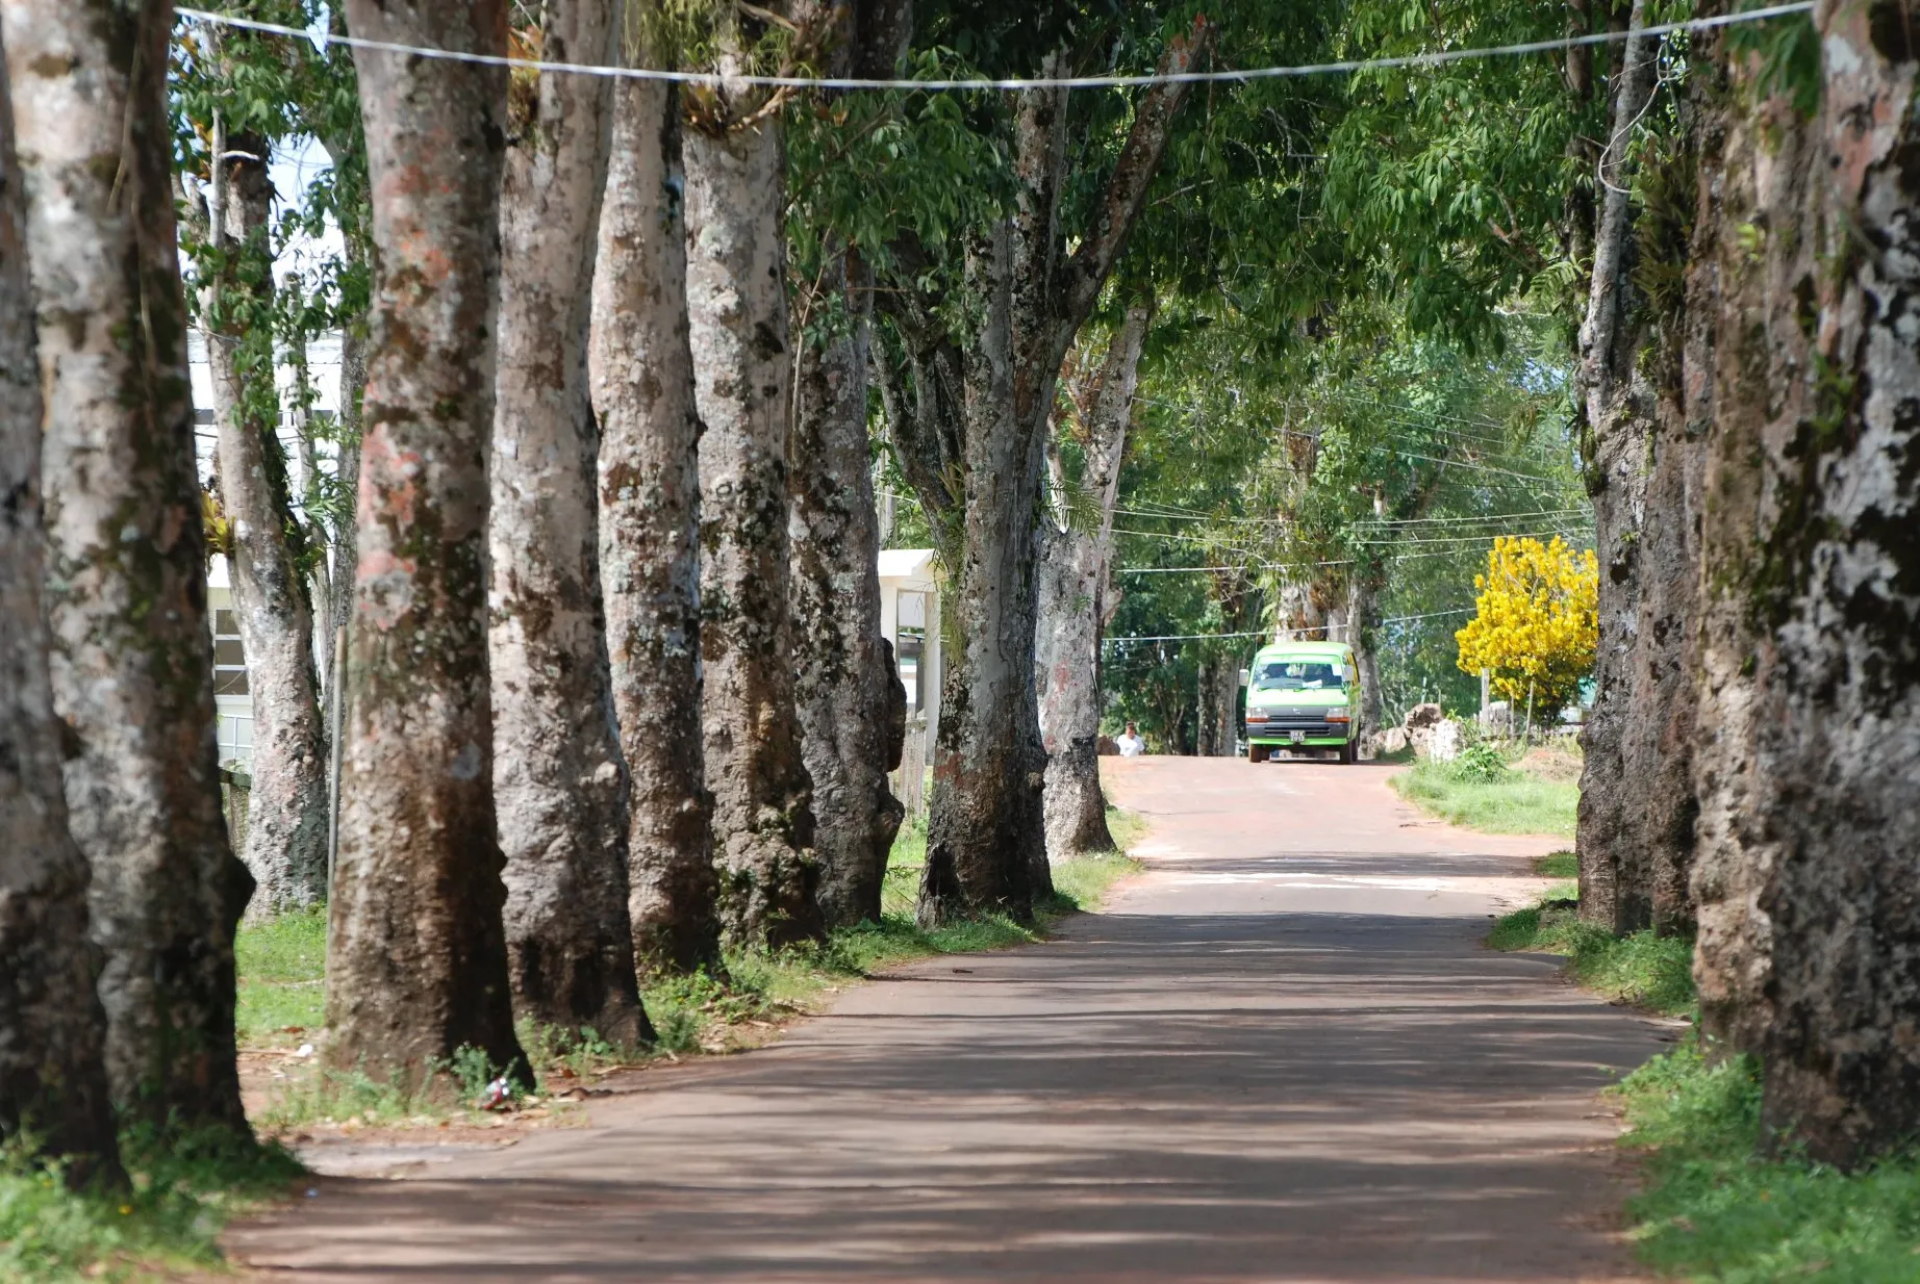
1290, 730, 1304, 744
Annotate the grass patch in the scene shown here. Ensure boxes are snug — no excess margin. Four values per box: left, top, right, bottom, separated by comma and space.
1391, 754, 1580, 837
1616, 1041, 1920, 1281
234, 907, 326, 1048
0, 1130, 302, 1283
1487, 895, 1695, 1016
237, 808, 1145, 1080
1533, 849, 1578, 879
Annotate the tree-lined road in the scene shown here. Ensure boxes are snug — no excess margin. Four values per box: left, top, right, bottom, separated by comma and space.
226, 757, 1665, 1282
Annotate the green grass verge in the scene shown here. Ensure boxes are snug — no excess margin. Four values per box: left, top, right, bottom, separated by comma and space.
1486, 892, 1695, 1017
235, 908, 327, 1048
242, 806, 1145, 1099
1617, 1042, 1920, 1282
1390, 756, 1580, 837
0, 1130, 301, 1283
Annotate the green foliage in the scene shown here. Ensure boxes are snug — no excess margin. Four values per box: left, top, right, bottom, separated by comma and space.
1391, 755, 1579, 838
1617, 1042, 1920, 1281
1487, 899, 1696, 1014
234, 907, 326, 1047
0, 1128, 300, 1283
1451, 741, 1509, 781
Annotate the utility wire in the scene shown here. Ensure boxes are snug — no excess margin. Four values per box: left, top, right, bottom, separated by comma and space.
177, 3, 1813, 92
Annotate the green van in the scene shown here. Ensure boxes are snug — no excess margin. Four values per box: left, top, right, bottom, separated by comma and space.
1244, 639, 1361, 764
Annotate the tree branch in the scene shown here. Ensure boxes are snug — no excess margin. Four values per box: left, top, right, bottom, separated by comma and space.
1060, 15, 1214, 329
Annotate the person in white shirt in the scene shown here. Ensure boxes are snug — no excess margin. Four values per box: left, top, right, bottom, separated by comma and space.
1117, 722, 1145, 757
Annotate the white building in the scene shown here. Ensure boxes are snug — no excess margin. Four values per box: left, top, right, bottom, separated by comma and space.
208, 546, 945, 773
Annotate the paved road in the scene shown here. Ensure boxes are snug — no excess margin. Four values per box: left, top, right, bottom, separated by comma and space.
227, 756, 1666, 1283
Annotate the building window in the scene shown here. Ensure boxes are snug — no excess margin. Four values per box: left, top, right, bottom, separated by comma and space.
212, 608, 249, 696
897, 590, 928, 714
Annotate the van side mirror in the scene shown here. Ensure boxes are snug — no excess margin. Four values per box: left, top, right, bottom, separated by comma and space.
1238, 668, 1250, 687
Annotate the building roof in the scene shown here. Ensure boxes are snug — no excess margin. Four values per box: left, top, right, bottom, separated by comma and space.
878, 548, 938, 582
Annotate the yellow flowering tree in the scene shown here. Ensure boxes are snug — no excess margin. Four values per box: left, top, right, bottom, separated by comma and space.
1455, 536, 1598, 718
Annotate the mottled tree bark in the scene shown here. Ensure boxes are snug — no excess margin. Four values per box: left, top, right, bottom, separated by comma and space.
685, 32, 822, 947
0, 46, 119, 1182
1036, 302, 1148, 855
789, 0, 909, 931
1688, 19, 1811, 1059
1575, 0, 1660, 934
5, 0, 252, 1131
1346, 567, 1385, 744
197, 125, 332, 917
1711, 2, 1920, 1169
883, 27, 1208, 925
326, 0, 524, 1083
791, 248, 901, 927
591, 72, 722, 973
489, 0, 648, 1047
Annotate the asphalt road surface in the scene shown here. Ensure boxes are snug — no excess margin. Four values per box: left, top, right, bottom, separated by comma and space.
225, 755, 1667, 1283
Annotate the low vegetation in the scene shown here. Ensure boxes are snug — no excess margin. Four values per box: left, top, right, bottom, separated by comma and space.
1618, 1044, 1920, 1282
0, 1130, 300, 1284
1492, 855, 1920, 1281
1390, 741, 1582, 838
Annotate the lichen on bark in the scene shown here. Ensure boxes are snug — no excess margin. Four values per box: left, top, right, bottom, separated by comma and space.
6, 0, 253, 1132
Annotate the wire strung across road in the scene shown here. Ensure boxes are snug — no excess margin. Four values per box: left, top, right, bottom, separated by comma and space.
176, 4, 1812, 92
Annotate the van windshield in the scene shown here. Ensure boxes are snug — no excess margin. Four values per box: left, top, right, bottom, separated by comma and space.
1252, 660, 1345, 692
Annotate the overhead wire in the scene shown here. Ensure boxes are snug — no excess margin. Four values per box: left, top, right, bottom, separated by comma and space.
176, 3, 1813, 92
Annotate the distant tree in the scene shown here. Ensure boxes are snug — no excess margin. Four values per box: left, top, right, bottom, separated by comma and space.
1454, 536, 1597, 722
488, 0, 650, 1048
589, 15, 722, 974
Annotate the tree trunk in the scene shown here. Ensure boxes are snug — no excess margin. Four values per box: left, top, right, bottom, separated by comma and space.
1347, 567, 1385, 744
590, 73, 722, 973
326, 0, 524, 1084
326, 322, 364, 727
901, 27, 1208, 925
791, 247, 902, 928
6, 0, 253, 1132
201, 127, 332, 918
1712, 4, 1920, 1169
1036, 301, 1148, 857
788, 0, 911, 932
0, 45, 120, 1183
1687, 11, 1808, 1060
685, 77, 822, 948
1574, 0, 1660, 935
488, 0, 648, 1048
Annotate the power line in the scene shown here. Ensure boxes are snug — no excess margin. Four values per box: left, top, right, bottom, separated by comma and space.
1104, 605, 1478, 645
177, 4, 1813, 92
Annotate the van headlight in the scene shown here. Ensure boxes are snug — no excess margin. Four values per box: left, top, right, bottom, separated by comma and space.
1325, 709, 1351, 724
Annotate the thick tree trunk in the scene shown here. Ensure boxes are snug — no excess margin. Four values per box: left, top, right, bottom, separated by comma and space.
909, 28, 1206, 925
1688, 17, 1810, 1059
0, 50, 119, 1183
326, 0, 524, 1083
489, 0, 648, 1048
5, 0, 253, 1131
685, 95, 822, 947
791, 248, 902, 928
1715, 5, 1920, 1169
201, 128, 332, 918
1574, 0, 1660, 934
1036, 302, 1147, 856
591, 76, 722, 973
789, 0, 911, 932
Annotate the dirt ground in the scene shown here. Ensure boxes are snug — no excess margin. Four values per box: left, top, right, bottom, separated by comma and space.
218, 755, 1670, 1282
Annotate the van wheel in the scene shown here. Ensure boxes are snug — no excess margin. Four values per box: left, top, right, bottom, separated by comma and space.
1248, 744, 1269, 764
1341, 741, 1357, 765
